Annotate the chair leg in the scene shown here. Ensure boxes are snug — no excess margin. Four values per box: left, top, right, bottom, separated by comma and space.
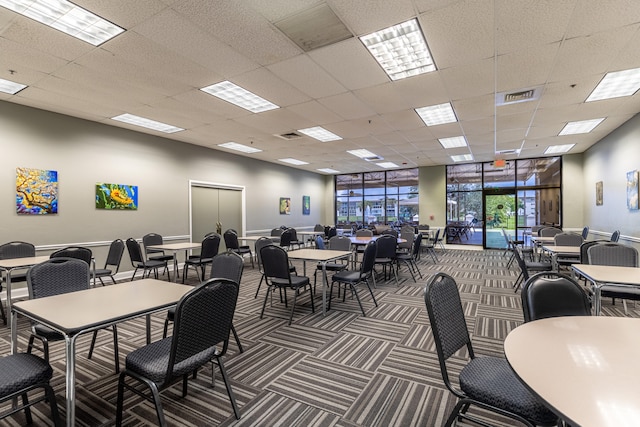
116, 372, 126, 426
44, 383, 62, 427
254, 275, 265, 299
365, 278, 378, 307
216, 356, 241, 419
0, 298, 6, 325
230, 323, 243, 353
288, 290, 298, 325
21, 392, 33, 424
351, 284, 366, 316
112, 325, 120, 373
87, 330, 99, 359
163, 317, 170, 338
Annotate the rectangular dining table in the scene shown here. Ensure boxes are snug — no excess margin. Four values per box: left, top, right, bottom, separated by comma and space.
146, 242, 202, 282
572, 263, 640, 315
11, 279, 192, 427
0, 255, 50, 327
286, 249, 352, 315
541, 245, 580, 270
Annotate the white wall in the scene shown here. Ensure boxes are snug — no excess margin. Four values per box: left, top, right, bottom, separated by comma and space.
0, 101, 328, 270
583, 113, 640, 243
419, 165, 446, 227
562, 153, 585, 230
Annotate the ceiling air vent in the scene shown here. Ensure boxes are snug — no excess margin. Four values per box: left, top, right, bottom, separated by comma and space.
275, 132, 303, 140
495, 149, 521, 156
496, 87, 541, 106
363, 155, 384, 162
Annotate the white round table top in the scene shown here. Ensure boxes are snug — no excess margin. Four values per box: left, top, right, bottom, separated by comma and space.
504, 316, 640, 427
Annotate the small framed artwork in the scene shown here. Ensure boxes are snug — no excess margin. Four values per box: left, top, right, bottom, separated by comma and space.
16, 167, 58, 214
302, 195, 310, 215
279, 197, 291, 215
627, 171, 639, 210
596, 181, 603, 206
96, 183, 138, 210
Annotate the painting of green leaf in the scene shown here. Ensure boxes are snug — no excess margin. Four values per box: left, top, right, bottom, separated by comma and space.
279, 197, 290, 215
16, 167, 58, 215
96, 183, 138, 210
302, 195, 310, 215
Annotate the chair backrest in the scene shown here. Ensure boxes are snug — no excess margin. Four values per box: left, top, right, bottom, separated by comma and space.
360, 241, 377, 277
375, 234, 397, 258
27, 257, 90, 299
279, 229, 292, 248
412, 233, 423, 258
553, 233, 583, 247
0, 241, 35, 259
271, 228, 283, 237
210, 251, 244, 283
313, 224, 324, 232
126, 238, 144, 264
261, 245, 292, 281
166, 278, 239, 379
287, 228, 298, 241
610, 230, 621, 242
315, 236, 326, 250
355, 229, 373, 238
326, 227, 337, 239
104, 239, 125, 271
328, 235, 351, 251
401, 225, 416, 234
223, 230, 239, 250
521, 272, 591, 322
581, 226, 589, 239
200, 234, 221, 259
501, 228, 511, 247
382, 229, 399, 238
255, 237, 273, 272
399, 231, 415, 249
50, 246, 92, 265
513, 246, 530, 282
579, 240, 604, 263
424, 272, 474, 389
588, 243, 638, 267
142, 233, 164, 256
539, 227, 563, 237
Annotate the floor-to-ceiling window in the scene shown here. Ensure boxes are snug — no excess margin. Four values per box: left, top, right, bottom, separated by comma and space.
335, 168, 418, 225
447, 157, 562, 247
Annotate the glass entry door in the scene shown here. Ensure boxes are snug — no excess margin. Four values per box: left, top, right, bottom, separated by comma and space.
483, 191, 516, 249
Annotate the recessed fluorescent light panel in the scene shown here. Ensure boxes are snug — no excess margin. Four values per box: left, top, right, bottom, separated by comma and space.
0, 0, 124, 46
218, 142, 262, 153
317, 168, 340, 174
297, 126, 342, 142
416, 102, 457, 126
544, 144, 575, 154
0, 77, 27, 94
586, 67, 640, 102
200, 81, 279, 113
439, 136, 468, 149
451, 154, 473, 162
278, 158, 309, 165
377, 162, 399, 168
347, 149, 380, 159
558, 118, 605, 136
360, 18, 436, 81
111, 114, 184, 134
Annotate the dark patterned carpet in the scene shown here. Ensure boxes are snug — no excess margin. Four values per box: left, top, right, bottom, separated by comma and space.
0, 248, 635, 426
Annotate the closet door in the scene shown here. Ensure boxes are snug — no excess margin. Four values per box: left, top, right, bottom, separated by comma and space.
191, 184, 243, 252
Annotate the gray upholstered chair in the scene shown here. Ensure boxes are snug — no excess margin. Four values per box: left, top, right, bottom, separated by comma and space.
330, 241, 378, 316
0, 241, 35, 324
116, 278, 241, 426
610, 230, 621, 242
95, 239, 125, 285
521, 272, 591, 322
126, 238, 168, 281
260, 245, 313, 325
223, 229, 254, 268
538, 227, 563, 237
588, 242, 639, 312
424, 272, 558, 427
26, 258, 120, 373
142, 233, 173, 277
513, 246, 552, 292
396, 233, 423, 282
182, 234, 220, 282
373, 234, 398, 286
553, 233, 583, 247
0, 353, 62, 426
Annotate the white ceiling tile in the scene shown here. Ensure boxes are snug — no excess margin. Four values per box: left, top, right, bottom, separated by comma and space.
354, 82, 414, 114
267, 54, 347, 99
244, 0, 321, 22
566, 0, 640, 37
497, 42, 560, 91
285, 100, 343, 125
233, 67, 311, 107
73, 0, 167, 28
327, 0, 416, 35
439, 58, 495, 100
318, 92, 376, 120
233, 108, 311, 135
308, 38, 389, 90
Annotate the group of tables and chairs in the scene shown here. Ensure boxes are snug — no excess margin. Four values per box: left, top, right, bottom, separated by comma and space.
0, 233, 244, 426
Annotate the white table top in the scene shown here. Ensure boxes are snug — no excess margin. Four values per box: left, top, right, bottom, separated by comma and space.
541, 245, 581, 255
287, 248, 351, 262
0, 255, 50, 269
504, 316, 640, 427
572, 264, 640, 284
13, 279, 192, 334
349, 236, 405, 245
146, 242, 201, 252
